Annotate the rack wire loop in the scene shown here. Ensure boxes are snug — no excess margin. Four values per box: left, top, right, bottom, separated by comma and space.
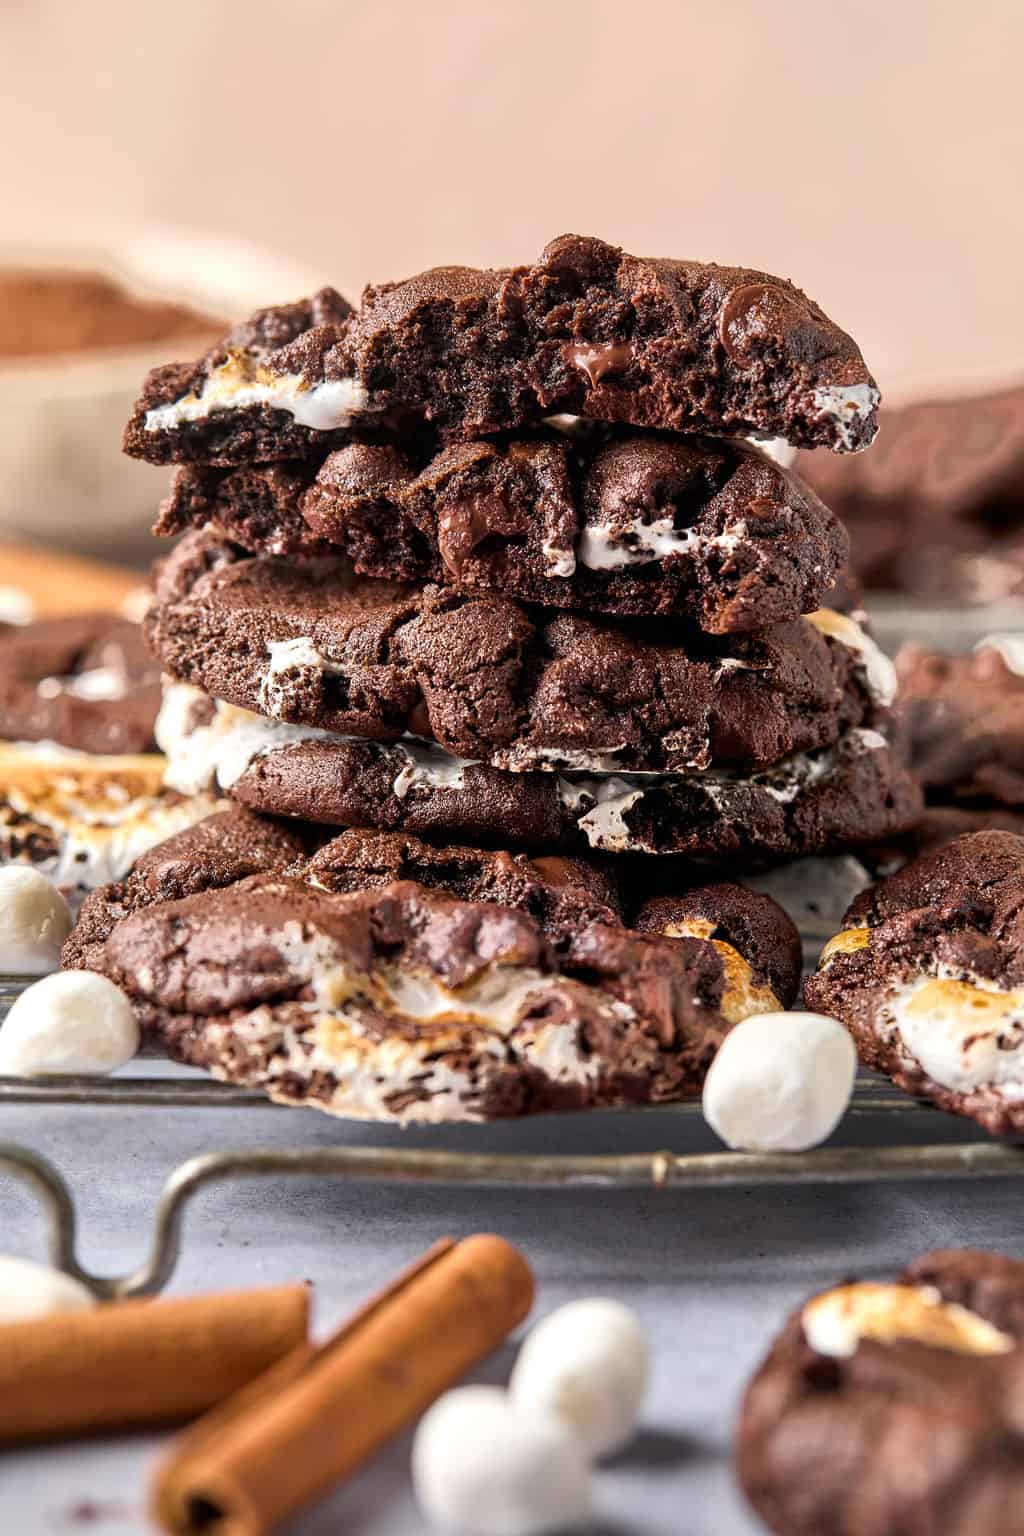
3, 1136, 1024, 1300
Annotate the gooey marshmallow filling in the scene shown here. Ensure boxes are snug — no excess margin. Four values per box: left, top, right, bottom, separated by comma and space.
882, 970, 1024, 1100
802, 1282, 1014, 1359
576, 518, 747, 571
145, 352, 369, 434
809, 382, 881, 451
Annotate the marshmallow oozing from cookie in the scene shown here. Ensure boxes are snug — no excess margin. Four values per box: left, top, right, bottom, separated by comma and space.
806, 830, 1024, 1134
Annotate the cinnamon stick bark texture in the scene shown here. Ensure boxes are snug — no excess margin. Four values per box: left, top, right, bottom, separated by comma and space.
0, 1284, 309, 1444
153, 1235, 535, 1536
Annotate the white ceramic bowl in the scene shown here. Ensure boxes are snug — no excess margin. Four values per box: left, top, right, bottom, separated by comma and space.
0, 231, 320, 563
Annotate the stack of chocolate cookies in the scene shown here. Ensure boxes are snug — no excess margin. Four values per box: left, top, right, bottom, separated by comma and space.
69, 234, 922, 1120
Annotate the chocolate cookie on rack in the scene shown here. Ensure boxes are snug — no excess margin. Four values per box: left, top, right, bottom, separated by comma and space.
738, 1248, 1024, 1536
125, 234, 879, 463
63, 806, 312, 969
81, 861, 799, 1121
806, 830, 1024, 1135
67, 813, 801, 1012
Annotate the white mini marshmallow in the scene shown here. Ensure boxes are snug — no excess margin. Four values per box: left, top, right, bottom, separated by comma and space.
509, 1298, 649, 1458
0, 971, 139, 1076
0, 1254, 96, 1323
0, 866, 73, 975
702, 1010, 856, 1152
412, 1385, 592, 1535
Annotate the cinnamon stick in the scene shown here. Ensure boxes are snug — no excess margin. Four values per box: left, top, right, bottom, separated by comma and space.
0, 1284, 309, 1444
152, 1235, 534, 1536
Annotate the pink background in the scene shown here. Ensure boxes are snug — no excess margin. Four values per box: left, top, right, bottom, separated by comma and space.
3, 0, 1023, 389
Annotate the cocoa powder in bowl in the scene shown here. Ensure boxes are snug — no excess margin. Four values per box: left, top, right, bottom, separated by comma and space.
0, 269, 221, 358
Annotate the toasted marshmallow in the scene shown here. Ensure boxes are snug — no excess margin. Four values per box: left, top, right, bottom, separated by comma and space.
702, 1011, 856, 1151
802, 1282, 1014, 1359
0, 743, 220, 891
819, 925, 871, 967
660, 920, 781, 1022
886, 973, 1024, 1098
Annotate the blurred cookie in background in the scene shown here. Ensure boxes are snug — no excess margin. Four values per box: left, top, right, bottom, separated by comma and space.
797, 381, 1024, 602
895, 635, 1024, 806
0, 744, 221, 901
0, 613, 160, 755
738, 1248, 1024, 1535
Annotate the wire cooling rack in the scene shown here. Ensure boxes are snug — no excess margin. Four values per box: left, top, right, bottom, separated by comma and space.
6, 598, 1024, 1296
2, 966, 1024, 1301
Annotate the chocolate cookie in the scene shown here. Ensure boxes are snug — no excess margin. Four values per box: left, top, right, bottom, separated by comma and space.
632, 882, 802, 1007
0, 614, 160, 754
796, 382, 1024, 599
65, 815, 622, 971
160, 684, 921, 860
124, 234, 879, 464
308, 833, 798, 1011
83, 873, 776, 1121
738, 1248, 1024, 1536
895, 639, 1024, 806
66, 809, 801, 1025
806, 830, 1024, 1135
62, 806, 312, 970
0, 742, 221, 897
160, 429, 849, 631
149, 532, 894, 774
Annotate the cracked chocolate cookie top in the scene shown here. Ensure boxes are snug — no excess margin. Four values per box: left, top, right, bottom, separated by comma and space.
161, 426, 849, 631
79, 857, 793, 1121
66, 809, 801, 1014
738, 1247, 1024, 1536
805, 831, 1024, 1136
148, 530, 893, 776
124, 234, 879, 464
0, 614, 160, 755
